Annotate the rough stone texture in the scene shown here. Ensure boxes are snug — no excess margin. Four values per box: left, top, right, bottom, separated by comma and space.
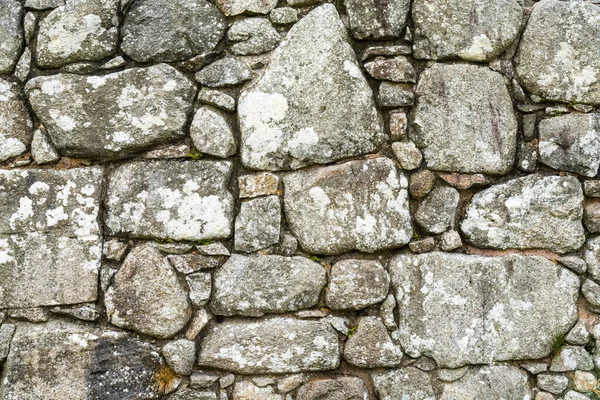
210, 254, 326, 316
516, 0, 600, 105
30, 128, 59, 165
296, 377, 367, 400
0, 79, 33, 162
415, 186, 459, 234
36, 0, 119, 69
122, 0, 227, 62
228, 18, 280, 56
0, 168, 102, 309
391, 141, 422, 170
343, 316, 403, 368
325, 259, 389, 310
104, 244, 192, 338
390, 253, 580, 367
461, 175, 585, 253
344, 0, 409, 39
195, 57, 252, 88
371, 367, 435, 400
216, 0, 277, 16
26, 64, 196, 160
410, 63, 517, 174
0, 323, 15, 361
0, 320, 161, 399
284, 158, 411, 255
186, 272, 212, 307
238, 172, 279, 198
234, 196, 281, 253
270, 8, 297, 25
233, 381, 282, 400
412, 0, 523, 62
378, 82, 414, 108
585, 236, 600, 283
584, 199, 600, 233
190, 107, 237, 158
439, 366, 532, 399
537, 374, 569, 394
197, 318, 339, 373
163, 339, 196, 375
238, 4, 385, 171
364, 57, 416, 82
0, 0, 23, 75
550, 346, 594, 371
105, 160, 234, 241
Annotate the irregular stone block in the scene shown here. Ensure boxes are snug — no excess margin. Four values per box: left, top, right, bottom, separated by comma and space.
270, 7, 297, 25
325, 259, 389, 310
413, 0, 523, 62
415, 186, 459, 234
371, 367, 435, 400
0, 0, 23, 75
0, 320, 161, 400
186, 272, 212, 308
190, 106, 237, 158
364, 57, 415, 82
122, 0, 226, 62
389, 253, 579, 367
238, 172, 279, 198
517, 0, 600, 105
0, 79, 33, 162
344, 0, 409, 39
197, 318, 340, 373
195, 57, 252, 88
163, 339, 196, 376
0, 323, 15, 361
378, 82, 414, 108
439, 366, 532, 399
239, 4, 385, 171
585, 236, 600, 282
461, 175, 584, 253
539, 113, 600, 177
284, 158, 411, 255
584, 199, 600, 233
26, 64, 196, 160
105, 160, 234, 241
35, 0, 119, 68
234, 195, 281, 252
409, 63, 517, 174
216, 0, 277, 16
233, 381, 282, 400
228, 18, 280, 56
30, 128, 59, 165
210, 254, 326, 316
344, 317, 403, 368
296, 377, 367, 400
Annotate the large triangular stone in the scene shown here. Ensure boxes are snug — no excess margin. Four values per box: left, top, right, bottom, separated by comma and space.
238, 4, 385, 171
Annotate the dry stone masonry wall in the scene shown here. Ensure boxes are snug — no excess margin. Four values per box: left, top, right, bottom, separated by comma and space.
2, 0, 600, 399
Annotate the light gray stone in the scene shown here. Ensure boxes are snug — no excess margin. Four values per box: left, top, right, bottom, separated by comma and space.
572, 371, 597, 393
186, 272, 212, 308
0, 323, 15, 361
26, 64, 196, 160
409, 63, 517, 174
0, 0, 23, 75
50, 303, 99, 321
583, 278, 600, 313
277, 375, 304, 393
550, 346, 594, 371
14, 48, 31, 82
520, 361, 548, 375
371, 367, 435, 400
195, 57, 252, 87
344, 316, 403, 368
163, 339, 196, 375
378, 82, 414, 108
390, 253, 580, 367
557, 256, 587, 275
410, 170, 436, 199
186, 308, 212, 340
238, 172, 279, 198
234, 195, 281, 253
325, 259, 389, 310
35, 0, 119, 69
229, 18, 280, 56
220, 374, 235, 388
439, 230, 463, 251
439, 366, 532, 399
122, 0, 226, 62
412, 0, 523, 62
216, 0, 277, 16
522, 113, 537, 141
564, 391, 590, 400
296, 377, 367, 400
539, 114, 600, 177
239, 4, 385, 171
516, 0, 600, 105
391, 141, 422, 170
168, 254, 225, 274
379, 294, 397, 329
190, 372, 220, 389
437, 366, 469, 382
30, 128, 59, 165
190, 106, 237, 158
102, 238, 129, 262
198, 88, 236, 112
105, 160, 234, 241
566, 321, 590, 346
362, 44, 412, 61
389, 111, 408, 140
24, 0, 64, 9
415, 186, 459, 234
344, 0, 409, 39
99, 55, 126, 69
537, 374, 569, 394
105, 244, 192, 338
284, 158, 411, 255
233, 381, 282, 400
461, 175, 585, 253
364, 57, 416, 82
409, 236, 435, 253
197, 318, 340, 374
585, 236, 600, 282
270, 7, 297, 25
210, 254, 326, 316
0, 79, 33, 162
168, 389, 217, 400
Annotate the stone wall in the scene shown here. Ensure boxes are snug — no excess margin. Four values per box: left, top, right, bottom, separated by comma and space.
0, 0, 599, 399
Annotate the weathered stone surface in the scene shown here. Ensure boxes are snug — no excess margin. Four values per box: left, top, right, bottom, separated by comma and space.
537, 374, 568, 394
585, 180, 600, 197
371, 367, 435, 400
0, 323, 15, 360
516, 0, 600, 105
197, 318, 340, 373
168, 254, 225, 274
217, 0, 276, 16
584, 199, 600, 233
585, 236, 600, 282
190, 107, 237, 158
296, 377, 367, 400
0, 79, 33, 162
163, 339, 196, 375
389, 111, 408, 140
516, 141, 538, 172
105, 244, 192, 338
238, 172, 279, 198
284, 158, 411, 255
410, 63, 517, 174
344, 317, 403, 368
415, 186, 459, 234
228, 18, 280, 56
539, 114, 600, 177
391, 141, 422, 170
195, 57, 252, 87
412, 0, 523, 62
550, 346, 594, 371
105, 160, 234, 241
122, 0, 226, 62
239, 4, 385, 171
390, 252, 580, 367
344, 0, 409, 39
461, 175, 585, 253
0, 167, 102, 309
198, 88, 236, 111
583, 278, 600, 312
439, 230, 463, 251
325, 259, 389, 310
35, 0, 119, 69
233, 381, 281, 400
0, 0, 23, 75
410, 170, 436, 199
270, 7, 297, 25
30, 128, 59, 165
234, 195, 281, 252
0, 320, 161, 400
439, 366, 532, 399
26, 64, 196, 160
168, 389, 217, 400
210, 254, 326, 316
24, 0, 64, 9
364, 57, 416, 82
186, 272, 212, 308
378, 82, 413, 108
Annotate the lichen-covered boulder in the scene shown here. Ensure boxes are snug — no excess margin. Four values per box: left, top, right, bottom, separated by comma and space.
409, 63, 517, 174
283, 158, 412, 255
239, 4, 385, 171
122, 0, 226, 62
0, 79, 33, 162
105, 160, 234, 241
412, 0, 523, 62
0, 0, 23, 75
516, 0, 600, 105
197, 318, 339, 373
461, 174, 585, 253
439, 366, 532, 399
343, 0, 410, 39
389, 252, 580, 368
105, 244, 192, 338
25, 64, 196, 160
